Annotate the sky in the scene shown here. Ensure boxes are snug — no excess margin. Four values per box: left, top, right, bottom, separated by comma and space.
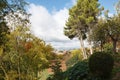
26, 0, 119, 50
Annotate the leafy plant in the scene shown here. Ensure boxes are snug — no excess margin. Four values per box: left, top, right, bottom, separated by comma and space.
89, 52, 114, 79
47, 60, 63, 80
66, 49, 83, 68
64, 60, 89, 80
103, 43, 113, 53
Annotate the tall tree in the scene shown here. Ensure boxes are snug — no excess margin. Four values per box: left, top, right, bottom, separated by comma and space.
0, 0, 9, 47
89, 18, 107, 51
105, 14, 120, 53
90, 7, 120, 53
0, 25, 55, 80
0, 0, 29, 47
64, 0, 101, 58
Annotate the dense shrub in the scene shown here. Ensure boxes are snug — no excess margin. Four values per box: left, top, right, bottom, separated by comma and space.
63, 60, 89, 80
65, 49, 83, 68
65, 54, 81, 68
89, 52, 114, 79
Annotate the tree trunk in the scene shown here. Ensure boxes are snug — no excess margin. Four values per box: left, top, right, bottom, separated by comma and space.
88, 27, 93, 55
79, 35, 87, 59
112, 40, 117, 54
100, 41, 103, 52
89, 42, 93, 55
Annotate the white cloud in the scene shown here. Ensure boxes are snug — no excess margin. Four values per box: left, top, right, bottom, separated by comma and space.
28, 3, 85, 50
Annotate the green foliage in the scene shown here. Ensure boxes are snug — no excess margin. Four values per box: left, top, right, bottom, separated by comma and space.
0, 0, 57, 80
0, 0, 29, 50
51, 60, 62, 75
112, 67, 120, 77
89, 18, 107, 51
0, 25, 55, 79
90, 9, 120, 53
47, 60, 63, 80
0, 0, 7, 11
64, 0, 101, 59
105, 13, 120, 53
89, 52, 114, 79
65, 49, 83, 68
0, 0, 27, 13
64, 60, 89, 80
0, 21, 9, 46
112, 53, 120, 79
39, 70, 50, 80
64, 0, 100, 40
103, 43, 113, 53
